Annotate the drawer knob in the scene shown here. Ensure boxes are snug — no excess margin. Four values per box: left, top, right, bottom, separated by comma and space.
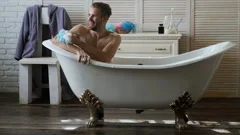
155, 48, 166, 51
118, 48, 121, 50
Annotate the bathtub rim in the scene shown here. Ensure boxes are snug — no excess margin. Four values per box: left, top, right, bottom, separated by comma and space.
42, 40, 236, 69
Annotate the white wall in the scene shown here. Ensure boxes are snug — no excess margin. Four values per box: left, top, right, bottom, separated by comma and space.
0, 0, 41, 92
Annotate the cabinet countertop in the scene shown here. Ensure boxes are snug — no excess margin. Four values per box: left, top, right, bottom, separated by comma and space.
120, 33, 182, 37
119, 33, 182, 40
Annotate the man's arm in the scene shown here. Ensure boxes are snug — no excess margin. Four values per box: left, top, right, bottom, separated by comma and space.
51, 37, 90, 63
75, 34, 121, 63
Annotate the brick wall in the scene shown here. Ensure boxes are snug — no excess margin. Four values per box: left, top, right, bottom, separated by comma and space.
0, 0, 41, 92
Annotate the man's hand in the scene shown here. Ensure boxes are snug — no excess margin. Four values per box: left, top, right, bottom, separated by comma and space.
73, 44, 91, 64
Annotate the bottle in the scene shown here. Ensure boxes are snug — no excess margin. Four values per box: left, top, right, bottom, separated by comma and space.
168, 8, 178, 34
163, 16, 170, 34
158, 24, 164, 34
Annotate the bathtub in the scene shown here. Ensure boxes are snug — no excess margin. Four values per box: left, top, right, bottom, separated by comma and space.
43, 40, 236, 129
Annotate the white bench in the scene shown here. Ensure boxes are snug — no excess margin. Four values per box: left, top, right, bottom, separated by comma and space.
18, 7, 62, 105
19, 57, 61, 105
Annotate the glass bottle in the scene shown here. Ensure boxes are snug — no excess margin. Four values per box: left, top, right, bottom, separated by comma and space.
163, 16, 169, 34
168, 8, 178, 34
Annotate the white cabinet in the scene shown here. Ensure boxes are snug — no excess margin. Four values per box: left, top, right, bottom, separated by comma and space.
116, 33, 182, 57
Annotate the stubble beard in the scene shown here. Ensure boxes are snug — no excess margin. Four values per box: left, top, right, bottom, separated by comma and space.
91, 26, 98, 31
90, 23, 100, 32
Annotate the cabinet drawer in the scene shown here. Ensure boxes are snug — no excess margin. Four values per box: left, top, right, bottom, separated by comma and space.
117, 40, 173, 54
116, 34, 180, 57
117, 44, 171, 54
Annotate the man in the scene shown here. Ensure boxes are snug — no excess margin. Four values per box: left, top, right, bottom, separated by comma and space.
51, 2, 121, 100
73, 2, 121, 63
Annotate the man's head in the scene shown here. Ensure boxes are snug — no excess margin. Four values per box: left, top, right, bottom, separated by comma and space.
88, 2, 112, 31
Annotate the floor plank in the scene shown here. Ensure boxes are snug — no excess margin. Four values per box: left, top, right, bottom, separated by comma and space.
0, 93, 240, 135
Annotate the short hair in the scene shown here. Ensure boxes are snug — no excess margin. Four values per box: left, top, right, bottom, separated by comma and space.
91, 2, 112, 18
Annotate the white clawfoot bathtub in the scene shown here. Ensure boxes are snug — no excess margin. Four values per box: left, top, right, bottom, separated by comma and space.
43, 39, 235, 128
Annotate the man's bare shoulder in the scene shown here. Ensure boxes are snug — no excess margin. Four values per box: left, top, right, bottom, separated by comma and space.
108, 32, 121, 41
108, 32, 120, 37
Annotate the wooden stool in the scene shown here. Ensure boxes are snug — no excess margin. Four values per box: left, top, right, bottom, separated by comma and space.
19, 57, 61, 105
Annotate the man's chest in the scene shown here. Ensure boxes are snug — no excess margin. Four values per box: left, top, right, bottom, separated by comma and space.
96, 37, 111, 50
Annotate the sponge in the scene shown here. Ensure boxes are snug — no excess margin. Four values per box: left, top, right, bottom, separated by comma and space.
56, 29, 72, 45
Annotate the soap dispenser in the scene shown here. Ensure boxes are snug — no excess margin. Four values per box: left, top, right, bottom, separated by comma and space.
158, 24, 164, 34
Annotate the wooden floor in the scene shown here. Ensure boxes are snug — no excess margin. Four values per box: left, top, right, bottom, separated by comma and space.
1, 93, 240, 135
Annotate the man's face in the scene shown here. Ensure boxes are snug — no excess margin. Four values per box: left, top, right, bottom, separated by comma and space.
88, 7, 107, 31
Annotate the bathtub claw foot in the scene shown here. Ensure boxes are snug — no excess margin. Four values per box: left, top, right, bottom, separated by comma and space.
170, 92, 194, 130
79, 89, 104, 128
